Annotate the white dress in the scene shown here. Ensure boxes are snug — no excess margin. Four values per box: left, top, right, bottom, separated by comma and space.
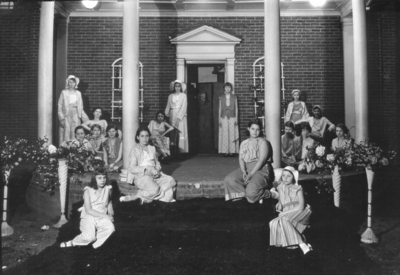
165, 92, 189, 153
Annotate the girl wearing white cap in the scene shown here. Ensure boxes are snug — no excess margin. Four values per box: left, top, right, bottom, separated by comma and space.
269, 166, 312, 255
58, 75, 89, 144
284, 89, 309, 123
164, 80, 189, 153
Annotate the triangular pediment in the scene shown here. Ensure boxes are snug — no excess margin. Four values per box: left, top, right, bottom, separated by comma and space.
170, 25, 241, 44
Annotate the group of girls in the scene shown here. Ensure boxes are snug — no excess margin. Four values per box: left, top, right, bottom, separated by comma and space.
223, 118, 313, 255
58, 75, 123, 172
60, 126, 177, 249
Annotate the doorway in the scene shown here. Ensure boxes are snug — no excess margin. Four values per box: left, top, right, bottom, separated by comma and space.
186, 64, 225, 155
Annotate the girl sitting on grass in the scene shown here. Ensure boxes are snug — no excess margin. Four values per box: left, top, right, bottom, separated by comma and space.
60, 168, 114, 249
269, 166, 312, 255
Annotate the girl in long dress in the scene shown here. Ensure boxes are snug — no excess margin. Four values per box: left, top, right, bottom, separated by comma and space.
164, 80, 189, 153
120, 126, 176, 204
148, 111, 174, 160
284, 89, 309, 123
223, 119, 274, 203
82, 107, 108, 137
218, 82, 239, 156
58, 75, 89, 144
60, 168, 114, 249
269, 166, 312, 255
103, 125, 123, 172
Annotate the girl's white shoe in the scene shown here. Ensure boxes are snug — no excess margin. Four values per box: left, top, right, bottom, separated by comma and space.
299, 243, 313, 255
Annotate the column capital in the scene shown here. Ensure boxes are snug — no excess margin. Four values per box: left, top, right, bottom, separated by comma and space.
176, 58, 185, 65
341, 16, 353, 26
226, 58, 235, 65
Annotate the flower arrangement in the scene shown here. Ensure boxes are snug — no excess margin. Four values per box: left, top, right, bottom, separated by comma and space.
306, 138, 354, 194
352, 141, 396, 172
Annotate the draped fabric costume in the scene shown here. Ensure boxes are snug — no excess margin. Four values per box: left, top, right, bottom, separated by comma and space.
285, 101, 309, 123
269, 184, 311, 247
103, 138, 123, 168
72, 185, 114, 249
218, 94, 239, 154
223, 137, 274, 203
148, 120, 170, 157
165, 92, 189, 153
127, 144, 176, 202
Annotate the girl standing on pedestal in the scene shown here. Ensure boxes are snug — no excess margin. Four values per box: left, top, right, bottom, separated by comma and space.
218, 82, 239, 157
58, 75, 89, 144
285, 89, 309, 124
165, 80, 189, 153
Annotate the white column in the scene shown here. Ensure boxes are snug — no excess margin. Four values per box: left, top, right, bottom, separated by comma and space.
122, 0, 140, 169
353, 0, 369, 142
225, 58, 235, 86
55, 17, 69, 146
264, 0, 281, 168
342, 17, 355, 138
38, 1, 55, 143
176, 58, 185, 82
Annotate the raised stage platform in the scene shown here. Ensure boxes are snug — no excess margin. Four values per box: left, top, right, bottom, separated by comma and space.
27, 155, 367, 219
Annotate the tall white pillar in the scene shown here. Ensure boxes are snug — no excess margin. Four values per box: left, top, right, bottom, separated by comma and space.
353, 0, 369, 142
225, 58, 235, 86
55, 17, 69, 146
342, 17, 355, 138
176, 58, 185, 82
122, 0, 140, 169
38, 1, 55, 143
264, 0, 281, 168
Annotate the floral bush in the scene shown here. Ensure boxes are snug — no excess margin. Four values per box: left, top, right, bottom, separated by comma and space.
0, 136, 28, 170
1, 136, 104, 194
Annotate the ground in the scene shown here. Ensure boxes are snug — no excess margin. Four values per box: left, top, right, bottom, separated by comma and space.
1, 162, 400, 274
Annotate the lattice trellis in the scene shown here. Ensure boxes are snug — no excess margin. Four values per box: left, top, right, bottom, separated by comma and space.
111, 58, 144, 122
251, 57, 287, 125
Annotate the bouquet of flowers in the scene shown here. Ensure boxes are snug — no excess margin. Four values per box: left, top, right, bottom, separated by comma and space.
352, 141, 396, 171
307, 139, 354, 194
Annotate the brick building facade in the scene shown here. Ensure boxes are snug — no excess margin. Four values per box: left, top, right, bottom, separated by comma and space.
0, 1, 399, 154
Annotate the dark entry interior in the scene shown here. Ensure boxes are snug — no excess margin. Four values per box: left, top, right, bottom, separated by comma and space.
186, 64, 225, 155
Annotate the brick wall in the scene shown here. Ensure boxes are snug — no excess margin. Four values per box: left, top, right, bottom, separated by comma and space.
67, 16, 344, 140
367, 2, 399, 151
0, 2, 40, 140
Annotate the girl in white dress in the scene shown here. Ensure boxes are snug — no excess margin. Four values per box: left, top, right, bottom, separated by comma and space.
58, 75, 89, 144
165, 80, 188, 153
269, 166, 312, 255
121, 126, 176, 204
60, 168, 114, 249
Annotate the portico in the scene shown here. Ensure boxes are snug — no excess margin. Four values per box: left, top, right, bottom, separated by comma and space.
32, 0, 369, 170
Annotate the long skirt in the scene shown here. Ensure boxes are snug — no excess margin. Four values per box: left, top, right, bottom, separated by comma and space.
135, 173, 176, 202
269, 205, 312, 247
223, 162, 274, 203
151, 135, 170, 157
218, 117, 239, 154
169, 109, 189, 153
59, 107, 89, 144
72, 216, 115, 249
